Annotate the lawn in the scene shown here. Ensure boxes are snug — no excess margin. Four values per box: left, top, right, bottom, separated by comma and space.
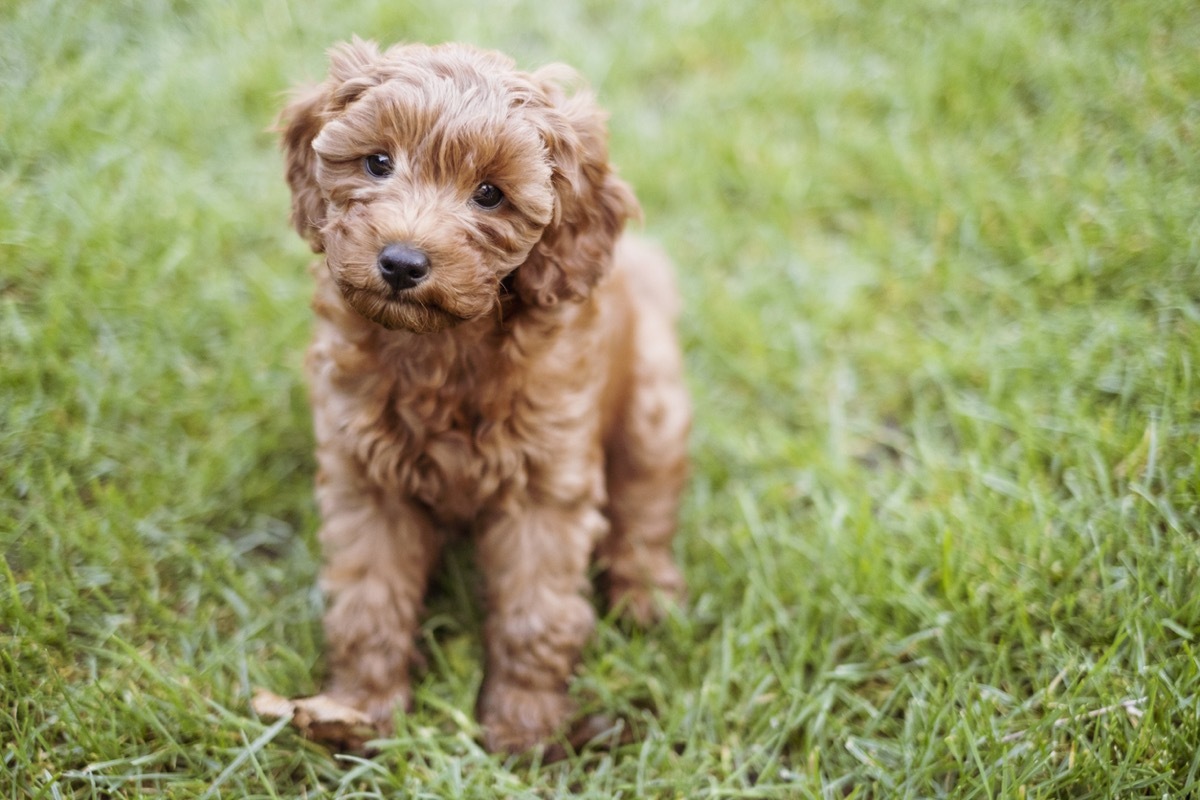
3, 0, 1199, 796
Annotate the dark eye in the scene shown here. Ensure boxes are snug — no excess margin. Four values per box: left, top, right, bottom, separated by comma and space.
364, 153, 393, 178
471, 182, 504, 209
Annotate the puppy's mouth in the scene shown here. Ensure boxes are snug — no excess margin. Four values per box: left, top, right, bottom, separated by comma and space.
337, 282, 474, 333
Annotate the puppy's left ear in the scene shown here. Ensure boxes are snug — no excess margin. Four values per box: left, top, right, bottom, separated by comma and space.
515, 69, 640, 307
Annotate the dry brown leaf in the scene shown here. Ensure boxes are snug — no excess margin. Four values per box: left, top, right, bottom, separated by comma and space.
251, 689, 377, 752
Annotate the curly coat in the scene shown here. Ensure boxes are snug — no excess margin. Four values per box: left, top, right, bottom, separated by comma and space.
279, 39, 689, 753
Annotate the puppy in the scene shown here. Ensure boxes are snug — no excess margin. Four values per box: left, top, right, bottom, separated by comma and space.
279, 39, 689, 753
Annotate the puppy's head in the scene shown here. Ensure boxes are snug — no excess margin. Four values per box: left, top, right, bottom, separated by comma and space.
279, 39, 638, 332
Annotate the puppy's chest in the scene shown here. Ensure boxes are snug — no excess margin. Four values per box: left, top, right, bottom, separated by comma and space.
372, 372, 525, 524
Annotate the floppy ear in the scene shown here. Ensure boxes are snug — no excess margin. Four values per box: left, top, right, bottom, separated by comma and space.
278, 38, 386, 252
514, 68, 640, 308
279, 84, 330, 251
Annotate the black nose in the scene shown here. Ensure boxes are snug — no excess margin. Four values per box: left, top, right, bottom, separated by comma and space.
377, 243, 431, 291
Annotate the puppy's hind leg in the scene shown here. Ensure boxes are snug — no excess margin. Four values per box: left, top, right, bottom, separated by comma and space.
600, 301, 690, 624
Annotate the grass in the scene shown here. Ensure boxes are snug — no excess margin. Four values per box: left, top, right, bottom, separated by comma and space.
2, 0, 1199, 796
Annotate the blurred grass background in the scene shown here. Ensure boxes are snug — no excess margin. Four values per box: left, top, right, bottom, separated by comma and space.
2, 0, 1199, 796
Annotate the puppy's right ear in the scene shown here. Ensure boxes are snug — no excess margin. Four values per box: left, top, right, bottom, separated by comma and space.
279, 84, 329, 252
279, 39, 386, 252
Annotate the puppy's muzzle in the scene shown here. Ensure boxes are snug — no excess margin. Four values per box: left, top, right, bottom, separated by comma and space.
377, 243, 431, 291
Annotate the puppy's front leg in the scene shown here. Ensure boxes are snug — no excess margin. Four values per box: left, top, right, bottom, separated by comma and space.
315, 457, 443, 730
473, 500, 606, 753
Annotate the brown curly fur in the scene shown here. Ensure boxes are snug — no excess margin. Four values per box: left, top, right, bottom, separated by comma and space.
279, 39, 690, 753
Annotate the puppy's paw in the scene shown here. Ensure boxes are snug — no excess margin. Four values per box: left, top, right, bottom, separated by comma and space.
477, 680, 575, 754
323, 684, 410, 734
608, 564, 686, 626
